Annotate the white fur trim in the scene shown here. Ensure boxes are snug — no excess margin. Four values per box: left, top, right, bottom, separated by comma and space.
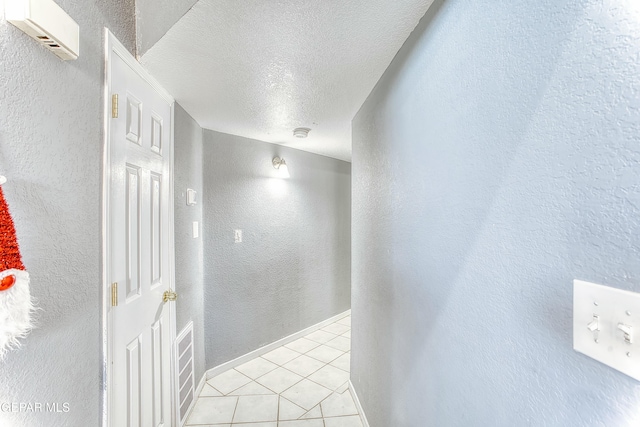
0, 269, 34, 359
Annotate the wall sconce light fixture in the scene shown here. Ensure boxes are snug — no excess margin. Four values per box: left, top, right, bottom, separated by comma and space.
272, 157, 290, 178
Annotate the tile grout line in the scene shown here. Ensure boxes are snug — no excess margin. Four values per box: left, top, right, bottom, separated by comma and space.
254, 340, 349, 391
302, 350, 346, 365
235, 359, 280, 382
191, 318, 352, 427
205, 311, 351, 382
280, 394, 307, 421
264, 333, 351, 418
204, 381, 226, 396
224, 369, 254, 396
280, 356, 330, 377
319, 394, 325, 420
230, 394, 240, 424
280, 343, 346, 362
273, 361, 349, 400
253, 374, 290, 396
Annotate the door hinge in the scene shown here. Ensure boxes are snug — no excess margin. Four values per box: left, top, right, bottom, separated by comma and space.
111, 282, 118, 307
111, 94, 118, 118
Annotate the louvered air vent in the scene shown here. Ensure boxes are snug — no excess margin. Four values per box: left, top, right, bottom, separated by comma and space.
175, 322, 195, 426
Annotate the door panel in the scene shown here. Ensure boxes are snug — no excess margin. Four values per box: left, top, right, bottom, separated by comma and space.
151, 115, 163, 154
125, 164, 141, 300
150, 172, 162, 287
151, 319, 164, 426
126, 336, 142, 427
126, 94, 142, 145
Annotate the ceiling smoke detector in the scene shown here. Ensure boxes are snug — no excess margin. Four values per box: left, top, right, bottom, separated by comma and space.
293, 127, 311, 138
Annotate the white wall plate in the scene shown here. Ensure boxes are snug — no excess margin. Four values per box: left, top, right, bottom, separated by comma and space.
186, 188, 197, 206
574, 279, 640, 381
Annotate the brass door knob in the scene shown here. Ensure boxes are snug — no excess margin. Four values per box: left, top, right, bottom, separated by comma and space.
163, 290, 178, 303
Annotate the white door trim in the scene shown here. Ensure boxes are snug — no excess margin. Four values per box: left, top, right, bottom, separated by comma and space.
101, 28, 177, 427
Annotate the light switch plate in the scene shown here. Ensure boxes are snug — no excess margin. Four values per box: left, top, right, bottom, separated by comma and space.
234, 229, 242, 243
186, 188, 197, 206
192, 221, 199, 238
574, 279, 640, 380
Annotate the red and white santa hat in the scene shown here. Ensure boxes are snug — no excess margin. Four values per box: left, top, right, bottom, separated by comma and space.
0, 185, 26, 290
0, 182, 33, 358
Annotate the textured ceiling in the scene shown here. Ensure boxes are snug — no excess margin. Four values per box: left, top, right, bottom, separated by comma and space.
135, 0, 198, 56
142, 0, 434, 161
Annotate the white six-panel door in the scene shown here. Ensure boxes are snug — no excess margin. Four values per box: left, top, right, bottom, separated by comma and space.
104, 31, 175, 427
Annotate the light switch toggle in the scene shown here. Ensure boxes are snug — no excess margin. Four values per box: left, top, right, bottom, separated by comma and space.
587, 315, 600, 342
618, 323, 633, 344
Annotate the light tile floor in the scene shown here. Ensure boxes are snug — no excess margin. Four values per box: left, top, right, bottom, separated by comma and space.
186, 314, 362, 427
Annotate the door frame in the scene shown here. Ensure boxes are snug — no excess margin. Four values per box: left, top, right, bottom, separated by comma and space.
101, 28, 177, 427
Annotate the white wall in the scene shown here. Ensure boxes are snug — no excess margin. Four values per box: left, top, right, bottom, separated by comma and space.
174, 104, 206, 383
352, 0, 640, 425
0, 1, 135, 425
202, 130, 352, 368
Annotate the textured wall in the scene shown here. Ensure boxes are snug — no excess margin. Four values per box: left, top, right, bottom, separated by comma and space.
203, 130, 351, 368
135, 0, 198, 56
0, 1, 135, 426
174, 104, 206, 383
352, 0, 640, 426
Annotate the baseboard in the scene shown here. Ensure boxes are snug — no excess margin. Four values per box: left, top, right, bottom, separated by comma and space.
180, 373, 208, 427
194, 373, 207, 401
349, 379, 370, 427
205, 309, 351, 379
